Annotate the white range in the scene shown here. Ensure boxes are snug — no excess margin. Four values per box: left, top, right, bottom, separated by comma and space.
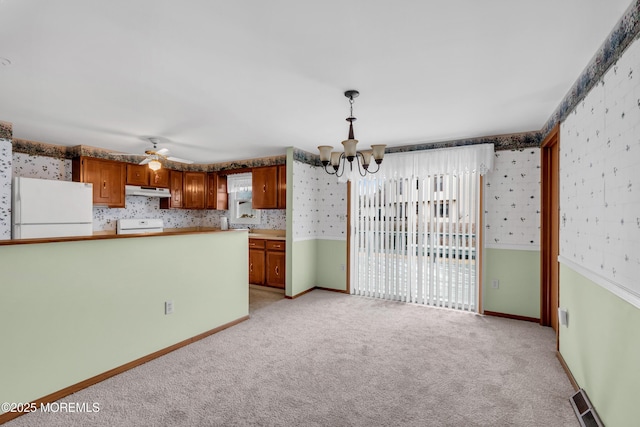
116, 219, 164, 235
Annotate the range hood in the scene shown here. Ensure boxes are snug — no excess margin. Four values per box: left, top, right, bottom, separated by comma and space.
125, 185, 171, 198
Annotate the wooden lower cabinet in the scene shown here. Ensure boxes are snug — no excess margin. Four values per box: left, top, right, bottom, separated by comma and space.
249, 249, 266, 285
265, 240, 285, 288
266, 250, 285, 288
249, 238, 285, 288
249, 239, 266, 285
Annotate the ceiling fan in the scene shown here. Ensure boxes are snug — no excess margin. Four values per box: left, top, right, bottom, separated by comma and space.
116, 137, 195, 170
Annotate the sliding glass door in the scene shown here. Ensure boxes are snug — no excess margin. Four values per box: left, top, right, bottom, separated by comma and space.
350, 145, 492, 312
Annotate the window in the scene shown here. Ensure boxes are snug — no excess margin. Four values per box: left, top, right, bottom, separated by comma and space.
227, 173, 261, 225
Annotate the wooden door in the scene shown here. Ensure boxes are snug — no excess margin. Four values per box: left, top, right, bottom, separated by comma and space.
277, 164, 286, 209
249, 249, 265, 285
126, 164, 149, 186
266, 250, 285, 288
541, 125, 560, 335
206, 173, 228, 210
252, 166, 278, 209
184, 172, 206, 209
149, 168, 169, 188
216, 174, 228, 210
161, 170, 183, 208
78, 158, 125, 207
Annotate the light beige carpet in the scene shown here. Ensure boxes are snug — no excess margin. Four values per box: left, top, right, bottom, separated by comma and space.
6, 290, 577, 426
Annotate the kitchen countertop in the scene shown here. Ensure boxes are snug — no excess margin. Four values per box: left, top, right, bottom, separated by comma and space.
0, 228, 243, 246
1, 227, 287, 246
237, 228, 286, 241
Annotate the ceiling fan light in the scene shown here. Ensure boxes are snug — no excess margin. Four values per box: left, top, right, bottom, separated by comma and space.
148, 159, 162, 171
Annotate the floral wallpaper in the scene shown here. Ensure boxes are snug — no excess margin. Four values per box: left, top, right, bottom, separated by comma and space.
292, 160, 346, 241
0, 139, 11, 240
484, 149, 541, 249
560, 36, 640, 302
12, 152, 72, 180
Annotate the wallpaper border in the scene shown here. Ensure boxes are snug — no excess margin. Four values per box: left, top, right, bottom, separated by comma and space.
11, 139, 286, 172
541, 0, 640, 138
0, 121, 11, 140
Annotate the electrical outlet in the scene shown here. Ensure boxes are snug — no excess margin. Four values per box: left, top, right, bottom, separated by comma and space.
165, 300, 174, 315
340, 264, 346, 272
491, 279, 499, 289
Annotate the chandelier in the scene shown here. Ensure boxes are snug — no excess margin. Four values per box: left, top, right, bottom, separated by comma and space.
318, 90, 385, 177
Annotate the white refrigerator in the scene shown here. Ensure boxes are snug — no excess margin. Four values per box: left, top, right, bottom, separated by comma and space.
12, 177, 94, 239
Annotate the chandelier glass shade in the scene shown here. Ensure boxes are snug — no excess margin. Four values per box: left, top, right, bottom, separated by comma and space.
318, 90, 385, 177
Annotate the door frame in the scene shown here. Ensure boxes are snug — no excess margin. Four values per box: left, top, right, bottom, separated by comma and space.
540, 124, 560, 330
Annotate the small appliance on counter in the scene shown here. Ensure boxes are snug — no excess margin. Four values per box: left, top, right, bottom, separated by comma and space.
12, 177, 93, 239
116, 218, 164, 235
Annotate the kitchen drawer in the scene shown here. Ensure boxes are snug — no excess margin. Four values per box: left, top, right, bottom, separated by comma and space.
249, 239, 266, 249
265, 240, 285, 251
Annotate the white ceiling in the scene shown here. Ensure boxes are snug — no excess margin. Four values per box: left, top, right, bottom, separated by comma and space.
0, 0, 633, 163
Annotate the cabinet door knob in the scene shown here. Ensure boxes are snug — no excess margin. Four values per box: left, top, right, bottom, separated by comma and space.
275, 266, 279, 276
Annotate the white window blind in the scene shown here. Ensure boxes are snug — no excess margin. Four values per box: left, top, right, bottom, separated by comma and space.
350, 144, 493, 312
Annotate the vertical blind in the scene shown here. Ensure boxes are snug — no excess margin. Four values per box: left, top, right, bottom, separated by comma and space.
350, 144, 493, 312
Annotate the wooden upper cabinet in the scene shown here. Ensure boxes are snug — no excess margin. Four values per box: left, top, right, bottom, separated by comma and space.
252, 166, 278, 209
72, 157, 125, 208
149, 168, 169, 188
206, 172, 228, 210
160, 170, 184, 209
126, 164, 169, 188
126, 164, 149, 186
183, 171, 206, 209
277, 164, 286, 209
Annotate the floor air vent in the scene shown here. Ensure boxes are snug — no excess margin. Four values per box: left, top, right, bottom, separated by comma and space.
570, 389, 603, 427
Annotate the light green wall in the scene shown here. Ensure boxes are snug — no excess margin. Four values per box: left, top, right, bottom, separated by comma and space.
559, 264, 640, 427
0, 232, 248, 411
483, 248, 540, 319
285, 147, 294, 297
290, 239, 317, 296
315, 239, 347, 291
